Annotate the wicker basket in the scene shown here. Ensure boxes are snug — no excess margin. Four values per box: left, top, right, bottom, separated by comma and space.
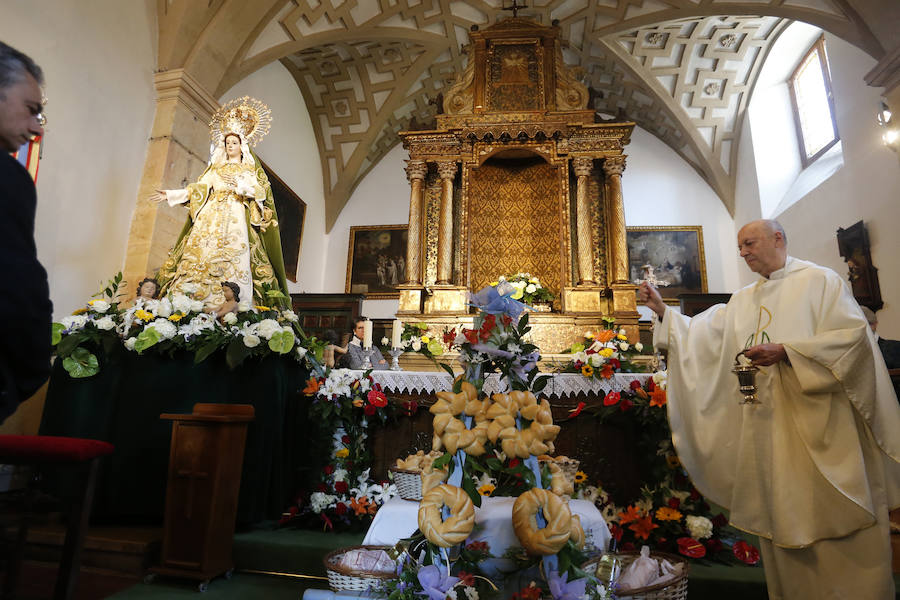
538, 456, 580, 488
582, 550, 689, 600
323, 545, 397, 592
389, 466, 423, 501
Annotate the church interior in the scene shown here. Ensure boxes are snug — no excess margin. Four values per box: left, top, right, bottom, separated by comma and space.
2, 0, 900, 598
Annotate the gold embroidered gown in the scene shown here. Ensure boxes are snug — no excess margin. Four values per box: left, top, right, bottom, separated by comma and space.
157, 157, 288, 307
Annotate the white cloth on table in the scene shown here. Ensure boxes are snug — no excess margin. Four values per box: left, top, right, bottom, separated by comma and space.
363, 496, 610, 575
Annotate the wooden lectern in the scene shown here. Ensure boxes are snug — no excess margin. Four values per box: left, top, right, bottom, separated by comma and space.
148, 403, 254, 592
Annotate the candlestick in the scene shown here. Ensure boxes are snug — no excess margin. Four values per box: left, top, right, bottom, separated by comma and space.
389, 348, 403, 371
391, 319, 403, 349
363, 320, 373, 349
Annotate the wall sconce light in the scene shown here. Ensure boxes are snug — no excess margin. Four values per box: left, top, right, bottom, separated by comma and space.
877, 101, 899, 150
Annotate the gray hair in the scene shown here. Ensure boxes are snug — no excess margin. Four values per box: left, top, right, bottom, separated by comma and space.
759, 219, 787, 244
0, 42, 44, 93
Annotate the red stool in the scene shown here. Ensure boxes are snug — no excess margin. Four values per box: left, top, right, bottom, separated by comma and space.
0, 435, 114, 600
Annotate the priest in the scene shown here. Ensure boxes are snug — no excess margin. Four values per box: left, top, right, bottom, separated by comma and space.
639, 219, 900, 599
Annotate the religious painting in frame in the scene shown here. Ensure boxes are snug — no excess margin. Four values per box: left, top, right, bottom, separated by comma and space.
345, 225, 408, 299
260, 159, 305, 283
626, 226, 707, 304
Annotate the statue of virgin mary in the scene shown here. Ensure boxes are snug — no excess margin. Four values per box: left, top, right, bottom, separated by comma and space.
153, 97, 288, 308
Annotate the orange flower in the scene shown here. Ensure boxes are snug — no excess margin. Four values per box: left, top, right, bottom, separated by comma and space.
352, 397, 364, 407
595, 330, 616, 343
655, 507, 682, 521
581, 365, 594, 377
303, 377, 320, 395
600, 364, 614, 379
350, 497, 371, 516
635, 388, 649, 400
629, 515, 659, 540
649, 388, 667, 407
617, 505, 642, 525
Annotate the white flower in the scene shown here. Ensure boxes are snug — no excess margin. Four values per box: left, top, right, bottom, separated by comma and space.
94, 316, 115, 331
411, 338, 422, 351
191, 300, 205, 313
635, 497, 653, 516
576, 485, 600, 504
180, 282, 198, 295
333, 468, 348, 482
124, 337, 137, 351
178, 314, 216, 337
601, 503, 619, 523
238, 301, 251, 312
282, 309, 298, 322
686, 515, 714, 539
89, 299, 110, 313
512, 280, 526, 289
222, 312, 237, 325
296, 346, 308, 359
243, 334, 261, 348
584, 331, 594, 339
156, 298, 173, 318
525, 283, 536, 294
618, 328, 627, 336
635, 342, 644, 352
589, 354, 604, 368
257, 318, 282, 340
572, 351, 589, 365
619, 342, 630, 351
171, 294, 193, 315
147, 318, 177, 339
60, 315, 88, 331
652, 370, 668, 390
447, 590, 458, 600
464, 586, 479, 600
309, 492, 337, 513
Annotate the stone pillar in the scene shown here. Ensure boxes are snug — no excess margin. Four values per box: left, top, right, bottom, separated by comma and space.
122, 69, 219, 300
404, 160, 427, 285
573, 157, 595, 285
435, 161, 457, 285
603, 156, 628, 284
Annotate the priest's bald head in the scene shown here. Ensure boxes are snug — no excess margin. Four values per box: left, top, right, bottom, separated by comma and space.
737, 219, 787, 278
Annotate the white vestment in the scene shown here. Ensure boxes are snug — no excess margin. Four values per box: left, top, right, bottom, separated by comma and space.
654, 257, 900, 600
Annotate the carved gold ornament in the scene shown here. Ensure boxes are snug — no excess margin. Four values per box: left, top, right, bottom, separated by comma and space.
210, 96, 272, 147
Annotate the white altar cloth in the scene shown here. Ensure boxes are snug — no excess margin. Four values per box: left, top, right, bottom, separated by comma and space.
363, 496, 610, 575
367, 371, 649, 399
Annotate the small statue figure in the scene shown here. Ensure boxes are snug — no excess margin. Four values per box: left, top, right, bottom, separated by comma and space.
135, 277, 160, 301
207, 281, 240, 322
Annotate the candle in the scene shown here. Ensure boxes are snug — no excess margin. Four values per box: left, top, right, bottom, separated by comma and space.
392, 319, 403, 349
363, 320, 373, 349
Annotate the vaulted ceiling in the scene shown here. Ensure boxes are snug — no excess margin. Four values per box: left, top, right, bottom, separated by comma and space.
157, 0, 899, 230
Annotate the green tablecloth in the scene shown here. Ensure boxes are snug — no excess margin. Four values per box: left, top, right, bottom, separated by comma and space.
39, 350, 310, 526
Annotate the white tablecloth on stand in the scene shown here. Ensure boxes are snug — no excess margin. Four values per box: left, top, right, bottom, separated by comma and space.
363, 496, 610, 576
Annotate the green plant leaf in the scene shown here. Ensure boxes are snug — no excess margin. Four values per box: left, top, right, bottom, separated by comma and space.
532, 374, 550, 393
56, 333, 84, 357
134, 328, 161, 353
226, 338, 251, 369
426, 339, 443, 356
431, 452, 452, 470
461, 473, 482, 508
268, 330, 295, 354
194, 339, 222, 364
62, 347, 99, 378
51, 323, 64, 346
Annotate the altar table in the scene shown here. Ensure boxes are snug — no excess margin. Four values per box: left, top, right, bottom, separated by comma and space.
363, 496, 611, 576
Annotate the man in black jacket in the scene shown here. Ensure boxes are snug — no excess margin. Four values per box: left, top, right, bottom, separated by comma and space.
0, 42, 51, 423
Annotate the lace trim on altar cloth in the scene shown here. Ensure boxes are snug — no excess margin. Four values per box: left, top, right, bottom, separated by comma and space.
364, 371, 649, 398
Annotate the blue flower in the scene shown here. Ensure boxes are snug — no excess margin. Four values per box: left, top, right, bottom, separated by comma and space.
416, 564, 459, 600
548, 570, 587, 600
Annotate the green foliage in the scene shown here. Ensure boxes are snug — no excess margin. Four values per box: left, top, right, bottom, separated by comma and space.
62, 347, 99, 378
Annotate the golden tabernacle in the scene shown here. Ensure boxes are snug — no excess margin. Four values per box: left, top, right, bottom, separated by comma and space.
396, 16, 638, 349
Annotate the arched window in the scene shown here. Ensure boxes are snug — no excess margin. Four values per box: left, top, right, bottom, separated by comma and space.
788, 36, 839, 167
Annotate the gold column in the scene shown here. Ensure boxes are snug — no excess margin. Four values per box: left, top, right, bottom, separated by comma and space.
404, 160, 427, 285
573, 157, 595, 285
436, 161, 457, 285
603, 156, 628, 283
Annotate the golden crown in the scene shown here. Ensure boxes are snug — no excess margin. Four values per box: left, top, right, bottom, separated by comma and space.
209, 96, 272, 148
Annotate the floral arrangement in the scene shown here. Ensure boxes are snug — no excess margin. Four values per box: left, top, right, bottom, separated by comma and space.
382, 321, 445, 358
282, 369, 412, 530
52, 273, 325, 378
492, 273, 554, 306
562, 317, 647, 379
384, 542, 493, 600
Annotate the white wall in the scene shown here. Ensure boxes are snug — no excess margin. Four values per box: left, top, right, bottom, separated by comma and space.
2, 0, 157, 318
736, 32, 900, 334
221, 61, 328, 294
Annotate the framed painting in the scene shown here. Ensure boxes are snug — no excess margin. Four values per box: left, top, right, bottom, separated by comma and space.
626, 226, 707, 304
345, 225, 408, 299
260, 159, 305, 283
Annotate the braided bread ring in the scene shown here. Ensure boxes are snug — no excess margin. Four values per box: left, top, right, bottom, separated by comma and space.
570, 514, 585, 549
512, 488, 572, 555
417, 484, 476, 548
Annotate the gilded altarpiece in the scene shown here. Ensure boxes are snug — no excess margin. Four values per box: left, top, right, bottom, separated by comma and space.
397, 17, 639, 346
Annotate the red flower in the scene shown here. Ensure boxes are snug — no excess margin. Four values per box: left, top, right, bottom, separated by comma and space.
732, 540, 760, 565
334, 481, 349, 494
568, 401, 586, 419
501, 314, 512, 327
600, 364, 614, 379
573, 360, 584, 370
647, 378, 656, 392
603, 392, 621, 406
367, 390, 388, 407
402, 400, 418, 416
289, 505, 299, 515
364, 404, 376, 416
317, 483, 328, 492
609, 522, 623, 542
508, 458, 520, 468
443, 329, 456, 345
619, 398, 633, 412
621, 542, 635, 552
341, 435, 351, 445
711, 513, 728, 528
610, 358, 621, 370
677, 537, 706, 558
629, 379, 643, 391
689, 488, 701, 501
464, 328, 479, 344
667, 497, 681, 509
705, 538, 724, 553
335, 502, 348, 516
457, 571, 475, 586
323, 465, 335, 475
465, 541, 489, 553
629, 515, 659, 540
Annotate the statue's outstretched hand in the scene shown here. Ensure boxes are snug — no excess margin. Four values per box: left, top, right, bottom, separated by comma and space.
638, 281, 666, 319
220, 173, 237, 188
149, 190, 167, 203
